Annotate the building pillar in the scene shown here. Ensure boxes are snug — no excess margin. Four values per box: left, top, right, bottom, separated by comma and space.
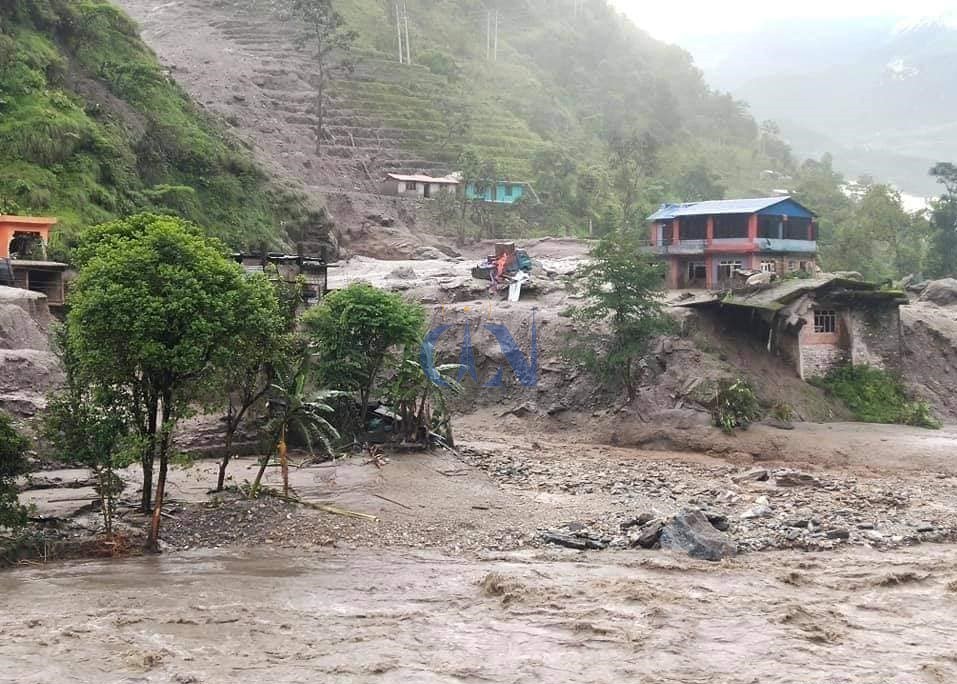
667, 257, 680, 289
808, 220, 815, 241
705, 255, 715, 290
0, 227, 12, 258
649, 222, 657, 245
748, 214, 758, 241
671, 218, 680, 244
706, 216, 714, 245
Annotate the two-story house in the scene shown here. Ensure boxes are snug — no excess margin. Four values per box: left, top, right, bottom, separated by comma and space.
647, 197, 818, 289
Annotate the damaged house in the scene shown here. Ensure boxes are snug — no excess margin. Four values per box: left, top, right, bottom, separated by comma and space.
679, 277, 907, 380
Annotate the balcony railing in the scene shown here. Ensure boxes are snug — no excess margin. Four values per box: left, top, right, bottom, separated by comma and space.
757, 238, 817, 253
640, 238, 706, 255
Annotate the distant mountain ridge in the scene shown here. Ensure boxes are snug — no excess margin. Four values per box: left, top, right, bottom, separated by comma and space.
686, 13, 957, 196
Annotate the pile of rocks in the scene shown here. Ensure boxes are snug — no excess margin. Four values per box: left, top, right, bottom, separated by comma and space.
464, 447, 957, 555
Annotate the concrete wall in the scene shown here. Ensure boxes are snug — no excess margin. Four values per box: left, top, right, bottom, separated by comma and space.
847, 306, 903, 375
794, 303, 901, 379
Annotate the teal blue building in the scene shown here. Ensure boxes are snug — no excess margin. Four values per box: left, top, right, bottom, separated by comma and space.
464, 181, 533, 205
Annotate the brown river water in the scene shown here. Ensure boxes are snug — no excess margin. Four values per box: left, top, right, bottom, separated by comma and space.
2, 545, 957, 683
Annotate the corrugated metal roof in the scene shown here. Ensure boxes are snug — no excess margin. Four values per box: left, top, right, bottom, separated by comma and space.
386, 173, 459, 184
674, 276, 898, 312
647, 197, 800, 221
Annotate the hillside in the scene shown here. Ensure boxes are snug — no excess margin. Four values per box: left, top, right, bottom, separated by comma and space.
114, 0, 796, 253
0, 1, 331, 254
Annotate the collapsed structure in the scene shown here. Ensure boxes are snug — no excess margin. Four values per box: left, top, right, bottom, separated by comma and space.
678, 277, 907, 379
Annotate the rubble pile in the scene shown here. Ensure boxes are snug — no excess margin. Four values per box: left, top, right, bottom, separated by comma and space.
461, 447, 957, 555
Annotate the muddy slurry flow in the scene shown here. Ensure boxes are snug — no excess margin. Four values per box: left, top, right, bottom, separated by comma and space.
2, 545, 957, 683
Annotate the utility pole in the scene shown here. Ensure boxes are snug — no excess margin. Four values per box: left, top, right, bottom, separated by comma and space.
395, 1, 403, 63
493, 9, 499, 62
486, 10, 491, 61
403, 1, 411, 64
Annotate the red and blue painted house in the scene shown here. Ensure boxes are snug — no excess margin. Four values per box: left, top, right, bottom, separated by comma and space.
646, 197, 818, 289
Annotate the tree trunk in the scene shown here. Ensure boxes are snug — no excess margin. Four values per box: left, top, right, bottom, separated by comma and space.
624, 357, 636, 402
252, 449, 272, 495
315, 50, 325, 156
217, 422, 236, 492
140, 395, 158, 513
147, 392, 173, 552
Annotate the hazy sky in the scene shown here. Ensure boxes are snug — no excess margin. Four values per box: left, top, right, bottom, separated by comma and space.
609, 0, 957, 41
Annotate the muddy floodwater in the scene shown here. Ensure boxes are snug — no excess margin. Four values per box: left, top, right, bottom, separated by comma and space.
2, 545, 957, 683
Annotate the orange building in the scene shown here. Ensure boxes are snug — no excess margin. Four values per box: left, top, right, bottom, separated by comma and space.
0, 215, 56, 259
0, 215, 67, 306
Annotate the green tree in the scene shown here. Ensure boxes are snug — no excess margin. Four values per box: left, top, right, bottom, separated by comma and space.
569, 229, 669, 400
287, 0, 356, 155
66, 213, 271, 550
830, 185, 914, 280
302, 282, 425, 427
0, 412, 29, 531
673, 163, 726, 202
927, 163, 957, 278
44, 386, 131, 535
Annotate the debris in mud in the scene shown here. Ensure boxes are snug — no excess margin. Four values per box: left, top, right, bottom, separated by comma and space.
630, 520, 663, 549
732, 468, 769, 483
774, 471, 822, 488
659, 509, 737, 561
541, 530, 607, 551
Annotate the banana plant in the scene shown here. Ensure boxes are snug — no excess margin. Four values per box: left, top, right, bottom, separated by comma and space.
251, 354, 343, 496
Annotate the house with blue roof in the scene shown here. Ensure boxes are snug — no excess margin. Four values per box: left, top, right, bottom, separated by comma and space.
646, 196, 818, 289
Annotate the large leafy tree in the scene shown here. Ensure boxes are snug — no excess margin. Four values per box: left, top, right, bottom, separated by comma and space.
569, 229, 669, 401
927, 163, 957, 278
0, 412, 29, 531
66, 213, 272, 550
302, 282, 425, 427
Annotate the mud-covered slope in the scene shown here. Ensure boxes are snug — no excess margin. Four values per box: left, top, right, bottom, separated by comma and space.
114, 0, 785, 258
0, 2, 329, 252
0, 287, 62, 417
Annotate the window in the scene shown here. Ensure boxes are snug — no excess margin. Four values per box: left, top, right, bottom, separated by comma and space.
784, 217, 812, 240
718, 259, 743, 281
407, 182, 418, 191
788, 260, 797, 271
504, 184, 513, 198
814, 310, 837, 334
713, 214, 749, 239
760, 260, 776, 273
688, 262, 707, 282
758, 216, 782, 239
680, 216, 708, 241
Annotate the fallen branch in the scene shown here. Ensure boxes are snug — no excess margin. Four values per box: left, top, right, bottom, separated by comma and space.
266, 492, 379, 522
372, 493, 412, 510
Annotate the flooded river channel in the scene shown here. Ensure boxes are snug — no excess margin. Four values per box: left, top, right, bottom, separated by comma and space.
2, 545, 957, 683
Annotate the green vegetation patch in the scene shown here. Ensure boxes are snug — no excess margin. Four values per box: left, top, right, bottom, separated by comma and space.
0, 0, 323, 254
813, 365, 941, 429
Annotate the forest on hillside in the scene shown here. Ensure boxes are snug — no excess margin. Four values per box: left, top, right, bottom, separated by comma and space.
311, 0, 955, 279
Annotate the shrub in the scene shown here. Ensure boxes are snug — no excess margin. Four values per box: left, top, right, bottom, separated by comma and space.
712, 379, 762, 434
0, 412, 29, 530
813, 364, 941, 429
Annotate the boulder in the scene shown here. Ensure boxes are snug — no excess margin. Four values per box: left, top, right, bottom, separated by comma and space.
659, 509, 737, 561
919, 278, 957, 307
